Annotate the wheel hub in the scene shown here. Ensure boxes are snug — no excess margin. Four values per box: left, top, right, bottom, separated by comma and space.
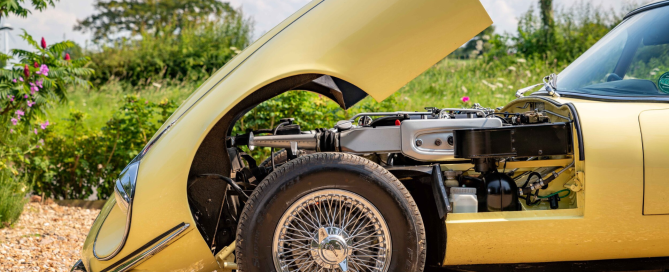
311, 227, 350, 269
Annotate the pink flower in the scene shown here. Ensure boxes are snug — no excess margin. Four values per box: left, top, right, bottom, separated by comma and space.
15, 110, 24, 116
36, 80, 43, 88
19, 77, 23, 82
7, 95, 14, 102
10, 118, 18, 125
24, 94, 28, 98
39, 64, 49, 76
41, 37, 47, 49
40, 121, 49, 129
461, 96, 470, 103
39, 139, 44, 144
12, 78, 16, 83
64, 53, 71, 61
10, 129, 14, 133
34, 128, 38, 134
30, 82, 38, 93
27, 101, 34, 107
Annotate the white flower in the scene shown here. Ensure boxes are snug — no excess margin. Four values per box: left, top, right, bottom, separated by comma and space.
507, 66, 516, 71
516, 58, 527, 63
461, 86, 468, 93
497, 78, 506, 82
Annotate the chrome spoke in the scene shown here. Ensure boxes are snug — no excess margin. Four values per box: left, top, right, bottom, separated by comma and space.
273, 189, 391, 272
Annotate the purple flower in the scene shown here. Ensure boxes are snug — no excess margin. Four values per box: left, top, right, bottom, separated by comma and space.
24, 94, 28, 99
16, 110, 24, 116
39, 64, 49, 76
30, 82, 38, 93
12, 78, 16, 83
37, 79, 43, 88
10, 118, 18, 125
34, 128, 38, 134
27, 101, 34, 107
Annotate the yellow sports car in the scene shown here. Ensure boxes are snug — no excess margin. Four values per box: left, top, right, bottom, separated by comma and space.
72, 0, 669, 271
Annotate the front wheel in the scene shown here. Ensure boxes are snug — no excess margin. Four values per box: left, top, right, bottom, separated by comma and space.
236, 153, 426, 272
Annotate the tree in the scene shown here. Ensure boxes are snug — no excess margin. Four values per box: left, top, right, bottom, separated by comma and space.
539, 0, 555, 47
0, 0, 57, 19
74, 0, 236, 42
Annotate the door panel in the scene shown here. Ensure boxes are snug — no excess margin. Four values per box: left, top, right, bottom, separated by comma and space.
640, 109, 669, 215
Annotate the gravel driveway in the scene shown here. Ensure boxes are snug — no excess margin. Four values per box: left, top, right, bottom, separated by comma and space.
0, 203, 99, 271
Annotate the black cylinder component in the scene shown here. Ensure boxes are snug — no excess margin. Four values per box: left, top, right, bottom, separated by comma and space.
484, 172, 520, 212
549, 194, 560, 209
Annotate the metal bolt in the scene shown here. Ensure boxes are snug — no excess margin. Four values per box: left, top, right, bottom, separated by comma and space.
435, 139, 442, 146
416, 139, 423, 146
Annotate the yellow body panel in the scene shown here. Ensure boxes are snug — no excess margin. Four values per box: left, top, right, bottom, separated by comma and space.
444, 98, 669, 265
81, 0, 492, 271
639, 109, 669, 215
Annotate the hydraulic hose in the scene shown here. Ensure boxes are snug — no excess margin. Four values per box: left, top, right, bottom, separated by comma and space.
519, 160, 575, 196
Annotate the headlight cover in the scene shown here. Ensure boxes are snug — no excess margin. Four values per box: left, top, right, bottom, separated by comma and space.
93, 161, 139, 261
114, 162, 139, 213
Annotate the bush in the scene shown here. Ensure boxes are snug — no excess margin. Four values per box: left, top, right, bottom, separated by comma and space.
28, 95, 176, 199
0, 170, 28, 227
86, 14, 252, 86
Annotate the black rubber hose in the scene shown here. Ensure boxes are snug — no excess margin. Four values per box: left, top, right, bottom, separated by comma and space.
198, 174, 249, 201
522, 172, 542, 189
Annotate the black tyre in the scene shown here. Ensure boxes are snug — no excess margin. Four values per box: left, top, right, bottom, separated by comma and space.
236, 153, 426, 272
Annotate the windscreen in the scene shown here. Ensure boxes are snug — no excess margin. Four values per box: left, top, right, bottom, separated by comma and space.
556, 5, 669, 97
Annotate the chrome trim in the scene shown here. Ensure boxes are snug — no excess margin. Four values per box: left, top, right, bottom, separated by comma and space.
70, 259, 87, 272
94, 162, 139, 261
272, 189, 392, 272
103, 223, 191, 272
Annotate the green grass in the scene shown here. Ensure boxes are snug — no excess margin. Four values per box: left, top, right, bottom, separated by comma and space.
0, 171, 28, 228
396, 57, 567, 111
46, 79, 203, 133
47, 55, 568, 135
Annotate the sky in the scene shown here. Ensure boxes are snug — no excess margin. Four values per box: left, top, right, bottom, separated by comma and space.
2, 0, 635, 54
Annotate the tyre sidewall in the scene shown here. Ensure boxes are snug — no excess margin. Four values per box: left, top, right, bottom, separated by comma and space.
237, 154, 423, 272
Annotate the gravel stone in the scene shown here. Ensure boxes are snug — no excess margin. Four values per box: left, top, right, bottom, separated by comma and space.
0, 203, 99, 271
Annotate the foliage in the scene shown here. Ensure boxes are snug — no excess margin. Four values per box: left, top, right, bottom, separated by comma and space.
489, 1, 634, 64
27, 95, 176, 199
0, 170, 27, 227
85, 14, 252, 86
0, 32, 93, 174
449, 26, 496, 59
0, 0, 57, 19
75, 0, 237, 42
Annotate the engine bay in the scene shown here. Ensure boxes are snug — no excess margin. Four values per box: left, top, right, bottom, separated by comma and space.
226, 98, 581, 215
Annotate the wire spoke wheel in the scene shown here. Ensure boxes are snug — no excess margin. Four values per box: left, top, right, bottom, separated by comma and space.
273, 189, 392, 272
